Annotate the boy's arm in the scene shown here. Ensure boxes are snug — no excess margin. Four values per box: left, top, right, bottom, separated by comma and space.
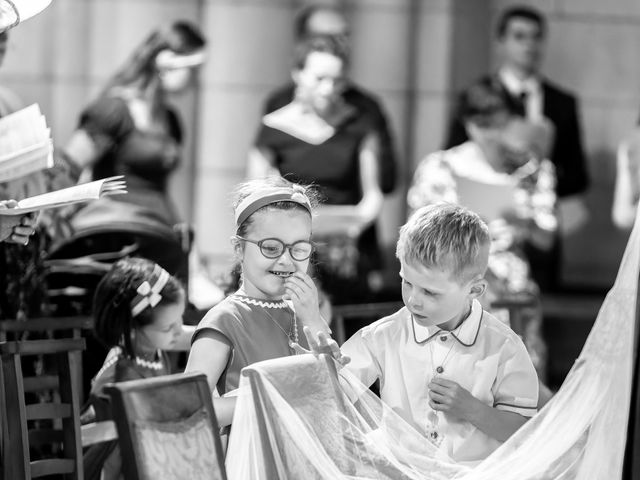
429, 333, 538, 442
428, 378, 528, 441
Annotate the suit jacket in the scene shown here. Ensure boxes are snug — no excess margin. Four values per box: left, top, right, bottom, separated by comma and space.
445, 74, 589, 198
263, 82, 398, 194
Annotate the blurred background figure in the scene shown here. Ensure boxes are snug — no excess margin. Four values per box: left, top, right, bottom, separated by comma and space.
248, 35, 385, 306
613, 128, 640, 230
444, 5, 588, 292
263, 4, 398, 197
62, 20, 206, 227
55, 20, 223, 311
409, 78, 556, 377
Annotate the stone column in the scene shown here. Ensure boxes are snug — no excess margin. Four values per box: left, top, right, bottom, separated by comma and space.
193, 0, 295, 270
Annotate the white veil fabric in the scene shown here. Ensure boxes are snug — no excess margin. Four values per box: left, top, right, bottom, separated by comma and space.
226, 211, 640, 479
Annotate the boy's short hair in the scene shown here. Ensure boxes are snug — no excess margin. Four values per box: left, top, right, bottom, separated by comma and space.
396, 203, 490, 283
496, 6, 546, 39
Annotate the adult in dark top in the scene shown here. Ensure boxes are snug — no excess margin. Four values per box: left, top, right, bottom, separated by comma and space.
263, 4, 397, 194
249, 36, 384, 304
444, 6, 589, 291
62, 21, 206, 227
445, 6, 588, 199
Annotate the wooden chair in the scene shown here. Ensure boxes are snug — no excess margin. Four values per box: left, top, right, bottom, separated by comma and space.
0, 337, 86, 479
104, 371, 227, 480
0, 316, 93, 404
332, 301, 404, 344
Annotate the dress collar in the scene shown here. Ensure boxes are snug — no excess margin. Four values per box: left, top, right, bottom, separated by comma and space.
232, 294, 289, 309
411, 299, 483, 347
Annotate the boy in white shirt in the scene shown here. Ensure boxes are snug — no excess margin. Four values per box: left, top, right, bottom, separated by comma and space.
307, 203, 538, 465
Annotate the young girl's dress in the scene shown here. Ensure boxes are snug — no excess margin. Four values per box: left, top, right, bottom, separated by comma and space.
83, 346, 171, 480
193, 294, 304, 395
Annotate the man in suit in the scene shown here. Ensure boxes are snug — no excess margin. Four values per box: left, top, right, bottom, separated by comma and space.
445, 6, 589, 290
263, 4, 398, 194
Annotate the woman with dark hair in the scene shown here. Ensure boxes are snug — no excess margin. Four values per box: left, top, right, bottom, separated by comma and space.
62, 20, 206, 226
52, 21, 223, 310
408, 78, 556, 384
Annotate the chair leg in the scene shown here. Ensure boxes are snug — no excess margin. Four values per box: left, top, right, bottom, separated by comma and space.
2, 352, 30, 478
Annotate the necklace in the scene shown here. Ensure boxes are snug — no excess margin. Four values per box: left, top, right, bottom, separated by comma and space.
264, 306, 298, 348
233, 294, 299, 349
430, 319, 465, 376
134, 351, 164, 371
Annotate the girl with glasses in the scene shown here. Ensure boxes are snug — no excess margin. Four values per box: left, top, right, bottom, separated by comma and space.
186, 176, 334, 429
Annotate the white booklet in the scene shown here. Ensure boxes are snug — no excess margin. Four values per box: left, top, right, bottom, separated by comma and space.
453, 174, 516, 222
0, 103, 54, 182
0, 176, 127, 216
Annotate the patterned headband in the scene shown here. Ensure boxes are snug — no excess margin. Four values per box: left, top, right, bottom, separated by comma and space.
234, 187, 312, 227
155, 49, 205, 70
130, 264, 171, 318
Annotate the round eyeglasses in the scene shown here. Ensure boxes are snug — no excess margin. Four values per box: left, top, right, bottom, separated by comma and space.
235, 236, 314, 261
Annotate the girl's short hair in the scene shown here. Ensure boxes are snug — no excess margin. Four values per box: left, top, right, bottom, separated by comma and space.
232, 176, 318, 238
93, 258, 184, 358
396, 203, 490, 284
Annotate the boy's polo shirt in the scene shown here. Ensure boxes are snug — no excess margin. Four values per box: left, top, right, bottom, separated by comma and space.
341, 299, 538, 465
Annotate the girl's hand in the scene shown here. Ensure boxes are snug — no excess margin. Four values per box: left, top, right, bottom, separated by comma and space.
283, 271, 330, 335
291, 326, 351, 368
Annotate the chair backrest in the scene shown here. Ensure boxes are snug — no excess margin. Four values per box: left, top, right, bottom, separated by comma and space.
104, 371, 226, 480
0, 337, 86, 479
331, 302, 404, 344
0, 316, 94, 403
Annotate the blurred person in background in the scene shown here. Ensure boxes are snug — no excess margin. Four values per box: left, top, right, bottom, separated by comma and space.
613, 128, 640, 230
0, 29, 69, 320
248, 35, 385, 306
264, 4, 397, 197
409, 78, 557, 380
58, 20, 223, 310
444, 5, 589, 292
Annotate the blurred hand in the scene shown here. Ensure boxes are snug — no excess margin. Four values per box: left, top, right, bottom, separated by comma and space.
0, 200, 37, 245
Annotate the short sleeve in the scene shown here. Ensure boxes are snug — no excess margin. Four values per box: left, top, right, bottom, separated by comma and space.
492, 337, 539, 417
254, 120, 279, 152
78, 96, 134, 144
341, 326, 384, 389
192, 306, 236, 349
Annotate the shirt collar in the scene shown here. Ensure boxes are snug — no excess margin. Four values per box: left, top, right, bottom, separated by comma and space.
411, 299, 483, 347
498, 67, 540, 96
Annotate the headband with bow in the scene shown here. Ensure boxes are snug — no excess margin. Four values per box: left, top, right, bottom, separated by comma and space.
130, 265, 171, 318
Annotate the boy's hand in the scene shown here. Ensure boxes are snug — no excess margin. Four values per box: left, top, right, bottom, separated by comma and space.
284, 271, 330, 334
428, 377, 482, 422
291, 326, 351, 368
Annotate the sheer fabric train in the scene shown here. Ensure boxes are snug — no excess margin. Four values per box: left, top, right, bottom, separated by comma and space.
226, 210, 639, 479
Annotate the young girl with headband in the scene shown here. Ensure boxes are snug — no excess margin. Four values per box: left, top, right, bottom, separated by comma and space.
83, 257, 193, 480
186, 176, 333, 428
